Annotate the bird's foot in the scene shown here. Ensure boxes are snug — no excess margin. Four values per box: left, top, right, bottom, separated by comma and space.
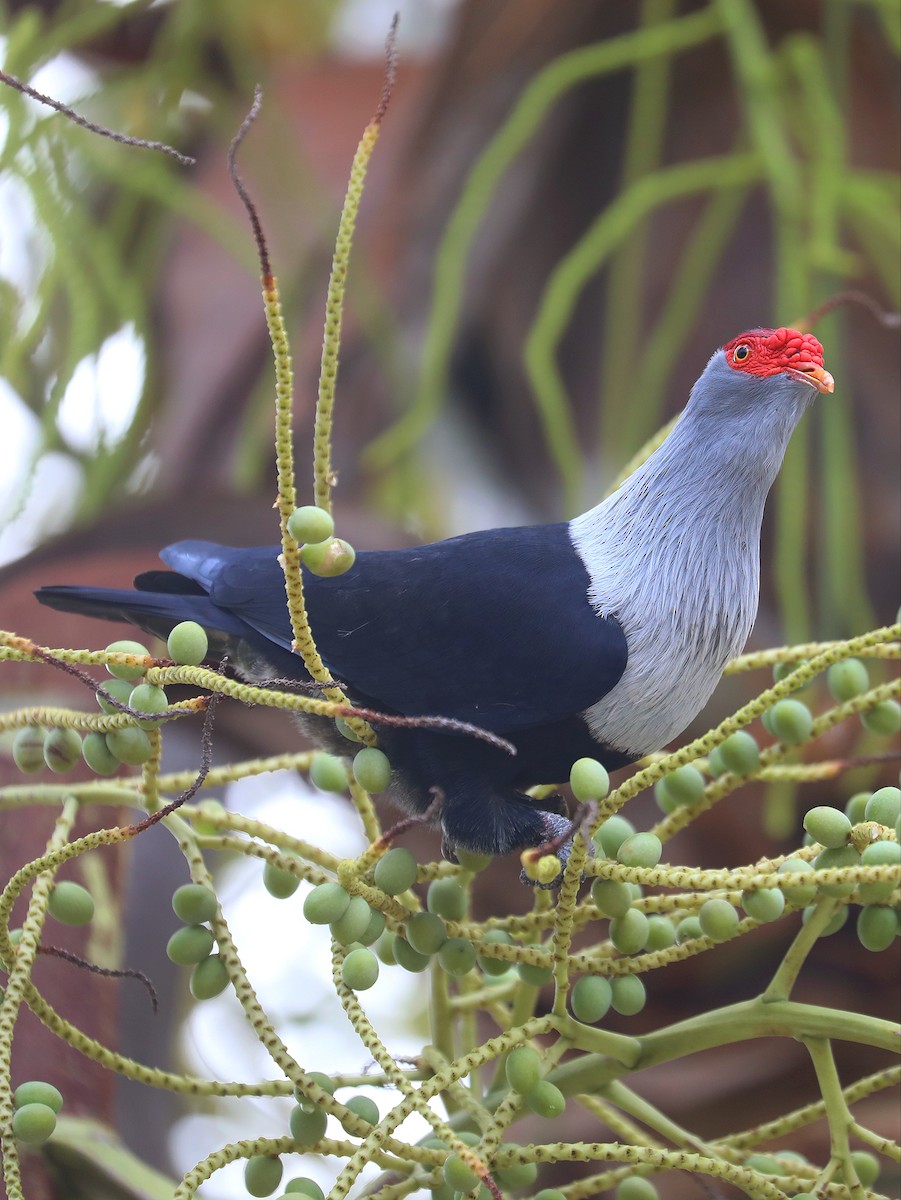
519, 803, 597, 889
519, 812, 576, 889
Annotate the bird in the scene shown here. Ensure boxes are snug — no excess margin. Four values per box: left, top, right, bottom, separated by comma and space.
36, 327, 833, 862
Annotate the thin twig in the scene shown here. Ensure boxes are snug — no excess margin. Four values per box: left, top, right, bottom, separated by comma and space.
37, 945, 159, 1013
0, 68, 194, 166
227, 86, 270, 280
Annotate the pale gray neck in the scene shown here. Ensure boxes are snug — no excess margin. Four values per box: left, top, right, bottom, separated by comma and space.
568, 354, 815, 755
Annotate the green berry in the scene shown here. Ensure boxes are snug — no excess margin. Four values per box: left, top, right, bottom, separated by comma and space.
427, 878, 467, 921
172, 883, 218, 924
591, 878, 633, 918
81, 731, 119, 775
477, 929, 513, 976
42, 727, 82, 773
534, 1192, 567, 1200
611, 974, 646, 1015
494, 1151, 538, 1190
609, 908, 650, 955
802, 904, 848, 936
335, 716, 362, 743
12, 727, 46, 774
741, 887, 785, 923
803, 805, 851, 849
773, 659, 806, 684
847, 1150, 880, 1188
375, 930, 397, 965
865, 786, 901, 827
706, 746, 727, 777
505, 1045, 542, 1094
517, 945, 554, 986
105, 639, 150, 680
698, 898, 739, 942
814, 845, 860, 897
344, 1095, 379, 1125
845, 791, 870, 823
245, 1155, 283, 1197
166, 924, 215, 966
644, 916, 677, 950
455, 848, 493, 872
302, 537, 356, 578
48, 881, 94, 926
303, 882, 351, 925
288, 506, 335, 546
96, 678, 135, 714
357, 907, 386, 946
524, 1080, 565, 1119
309, 753, 347, 793
858, 840, 901, 903
295, 1071, 335, 1103
617, 833, 662, 869
718, 731, 760, 776
443, 1155, 477, 1192
438, 937, 477, 977
13, 1081, 63, 1113
329, 896, 373, 946
166, 621, 208, 665
595, 815, 635, 858
570, 757, 610, 800
857, 905, 897, 951
827, 657, 870, 701
571, 975, 612, 1023
616, 1178, 659, 1200
284, 1179, 325, 1199
776, 858, 817, 905
744, 1154, 785, 1175
290, 1103, 328, 1146
189, 954, 229, 999
676, 916, 703, 943
263, 859, 300, 899
127, 682, 169, 729
105, 727, 153, 766
861, 700, 901, 736
392, 936, 430, 973
660, 765, 705, 805
406, 911, 447, 956
768, 699, 814, 744
193, 799, 227, 836
373, 847, 418, 895
342, 947, 379, 990
352, 747, 391, 793
12, 1102, 56, 1145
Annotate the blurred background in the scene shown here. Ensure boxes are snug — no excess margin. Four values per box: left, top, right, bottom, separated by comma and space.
0, 1, 898, 1197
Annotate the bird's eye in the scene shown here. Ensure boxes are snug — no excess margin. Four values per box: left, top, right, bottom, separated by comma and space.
733, 344, 751, 363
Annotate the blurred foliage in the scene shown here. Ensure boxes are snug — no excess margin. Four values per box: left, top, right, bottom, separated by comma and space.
0, 0, 898, 621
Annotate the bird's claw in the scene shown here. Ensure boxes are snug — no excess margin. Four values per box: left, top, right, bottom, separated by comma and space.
519, 811, 583, 888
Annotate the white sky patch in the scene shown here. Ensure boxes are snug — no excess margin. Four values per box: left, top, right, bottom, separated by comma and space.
0, 449, 83, 566
28, 51, 99, 109
56, 324, 146, 454
332, 0, 460, 59
170, 770, 433, 1198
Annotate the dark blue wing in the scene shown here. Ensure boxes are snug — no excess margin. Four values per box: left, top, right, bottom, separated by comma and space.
162, 525, 627, 733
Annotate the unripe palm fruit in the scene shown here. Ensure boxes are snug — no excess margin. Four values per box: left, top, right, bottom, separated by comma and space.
167, 620, 208, 665
104, 639, 150, 681
12, 727, 45, 774
373, 847, 417, 895
43, 727, 82, 773
48, 881, 94, 926
288, 506, 335, 546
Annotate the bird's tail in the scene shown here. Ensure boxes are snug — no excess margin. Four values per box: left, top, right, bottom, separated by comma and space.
34, 579, 240, 652
34, 579, 308, 679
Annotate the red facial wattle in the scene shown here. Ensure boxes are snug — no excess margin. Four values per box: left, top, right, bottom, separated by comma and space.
723, 327, 835, 394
